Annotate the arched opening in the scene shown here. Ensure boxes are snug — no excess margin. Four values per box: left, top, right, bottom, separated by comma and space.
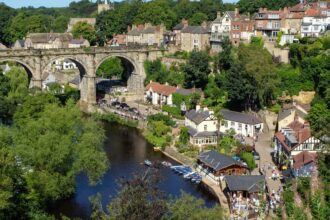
95, 56, 136, 101
42, 57, 89, 103
0, 59, 34, 88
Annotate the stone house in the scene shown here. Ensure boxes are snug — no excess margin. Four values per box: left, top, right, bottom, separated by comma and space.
172, 19, 189, 46
220, 110, 263, 138
0, 43, 7, 50
277, 104, 308, 131
68, 39, 90, 48
24, 33, 73, 49
273, 121, 322, 169
180, 22, 210, 52
126, 23, 166, 46
185, 106, 218, 146
67, 18, 96, 32
12, 40, 26, 49
255, 8, 285, 42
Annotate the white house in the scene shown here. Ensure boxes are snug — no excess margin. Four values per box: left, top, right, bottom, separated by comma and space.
301, 8, 330, 38
210, 11, 233, 52
185, 106, 218, 147
63, 59, 77, 70
220, 110, 263, 137
274, 121, 322, 168
144, 82, 176, 106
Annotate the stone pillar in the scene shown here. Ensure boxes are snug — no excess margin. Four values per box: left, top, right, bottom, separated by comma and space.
85, 55, 96, 104
31, 56, 42, 89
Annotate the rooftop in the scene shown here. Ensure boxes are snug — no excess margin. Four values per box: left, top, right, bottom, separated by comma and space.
185, 108, 212, 125
293, 151, 317, 169
181, 26, 209, 34
145, 81, 177, 96
198, 150, 246, 172
225, 175, 265, 193
221, 109, 262, 125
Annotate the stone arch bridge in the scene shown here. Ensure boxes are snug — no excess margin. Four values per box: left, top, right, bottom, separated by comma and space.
0, 47, 163, 104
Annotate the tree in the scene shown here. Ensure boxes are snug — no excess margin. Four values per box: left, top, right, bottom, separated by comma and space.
144, 59, 168, 85
149, 120, 171, 137
96, 57, 124, 79
72, 21, 96, 45
179, 127, 189, 144
240, 151, 256, 170
217, 36, 233, 71
12, 100, 109, 206
0, 3, 16, 45
189, 12, 208, 25
52, 15, 69, 33
168, 192, 223, 219
306, 102, 330, 137
238, 0, 299, 14
91, 170, 167, 220
133, 0, 177, 29
218, 129, 237, 155
6, 66, 29, 106
183, 50, 210, 89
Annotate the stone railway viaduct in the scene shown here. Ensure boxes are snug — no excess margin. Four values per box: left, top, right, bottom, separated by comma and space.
0, 46, 163, 105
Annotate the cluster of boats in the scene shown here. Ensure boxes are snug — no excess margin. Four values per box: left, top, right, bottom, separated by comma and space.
144, 160, 172, 167
170, 165, 202, 184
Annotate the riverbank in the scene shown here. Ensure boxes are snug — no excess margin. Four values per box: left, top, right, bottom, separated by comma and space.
94, 108, 230, 215
162, 145, 230, 216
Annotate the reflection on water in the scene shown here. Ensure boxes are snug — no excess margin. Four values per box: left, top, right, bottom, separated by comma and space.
51, 123, 217, 219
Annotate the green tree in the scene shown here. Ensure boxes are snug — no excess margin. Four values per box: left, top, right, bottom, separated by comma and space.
52, 15, 69, 32
149, 120, 171, 137
96, 57, 124, 79
12, 100, 109, 206
144, 59, 168, 85
306, 102, 330, 137
0, 3, 16, 45
72, 21, 97, 45
189, 12, 208, 26
238, 0, 299, 14
179, 127, 189, 144
183, 50, 210, 89
133, 0, 177, 29
91, 170, 167, 220
218, 129, 237, 155
6, 66, 29, 105
168, 192, 223, 220
240, 151, 256, 170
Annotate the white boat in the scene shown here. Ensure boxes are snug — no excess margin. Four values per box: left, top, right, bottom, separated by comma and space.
161, 161, 172, 167
183, 171, 196, 179
144, 160, 152, 166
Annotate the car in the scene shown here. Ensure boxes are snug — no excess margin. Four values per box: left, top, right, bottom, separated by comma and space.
129, 107, 139, 114
252, 151, 260, 160
120, 103, 130, 110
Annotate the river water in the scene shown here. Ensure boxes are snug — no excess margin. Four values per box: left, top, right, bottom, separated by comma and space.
51, 123, 217, 219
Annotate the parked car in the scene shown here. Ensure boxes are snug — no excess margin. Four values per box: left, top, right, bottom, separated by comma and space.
120, 103, 130, 110
252, 151, 260, 160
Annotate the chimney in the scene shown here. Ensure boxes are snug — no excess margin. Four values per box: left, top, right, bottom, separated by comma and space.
235, 8, 239, 17
259, 8, 263, 13
201, 21, 207, 28
182, 19, 189, 28
127, 25, 131, 32
217, 11, 221, 18
196, 105, 201, 111
283, 7, 288, 13
203, 107, 209, 112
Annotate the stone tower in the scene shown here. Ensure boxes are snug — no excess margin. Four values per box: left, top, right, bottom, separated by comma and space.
98, 0, 113, 14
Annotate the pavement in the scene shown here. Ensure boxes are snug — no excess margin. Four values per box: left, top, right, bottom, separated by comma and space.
255, 131, 281, 195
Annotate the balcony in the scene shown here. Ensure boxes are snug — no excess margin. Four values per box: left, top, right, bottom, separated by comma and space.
210, 33, 229, 42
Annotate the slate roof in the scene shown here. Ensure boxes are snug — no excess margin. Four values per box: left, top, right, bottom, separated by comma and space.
198, 150, 246, 171
221, 109, 262, 125
278, 108, 293, 122
187, 126, 218, 138
26, 33, 73, 43
141, 26, 157, 34
185, 109, 211, 125
16, 40, 25, 48
181, 26, 209, 34
176, 87, 202, 96
225, 175, 265, 193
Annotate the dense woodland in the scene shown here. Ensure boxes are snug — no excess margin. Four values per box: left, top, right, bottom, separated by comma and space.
0, 0, 301, 46
0, 0, 330, 219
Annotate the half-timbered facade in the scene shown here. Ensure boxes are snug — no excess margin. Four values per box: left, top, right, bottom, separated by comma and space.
273, 121, 322, 168
185, 106, 218, 146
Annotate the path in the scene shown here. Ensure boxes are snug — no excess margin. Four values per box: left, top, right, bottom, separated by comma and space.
255, 131, 281, 195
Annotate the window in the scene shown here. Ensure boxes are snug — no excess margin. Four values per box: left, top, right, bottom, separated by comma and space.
238, 123, 242, 130
204, 125, 207, 131
274, 22, 280, 29
224, 121, 228, 128
231, 121, 235, 127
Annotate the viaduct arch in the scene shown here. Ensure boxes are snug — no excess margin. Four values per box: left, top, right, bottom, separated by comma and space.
0, 47, 163, 105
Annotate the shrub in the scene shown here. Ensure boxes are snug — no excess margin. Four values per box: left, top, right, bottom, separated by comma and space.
240, 151, 256, 170
147, 113, 176, 127
162, 105, 183, 119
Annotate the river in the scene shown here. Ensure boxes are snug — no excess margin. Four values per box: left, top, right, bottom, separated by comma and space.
51, 123, 218, 219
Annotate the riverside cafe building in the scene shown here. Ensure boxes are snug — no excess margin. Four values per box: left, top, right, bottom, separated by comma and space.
196, 150, 248, 184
